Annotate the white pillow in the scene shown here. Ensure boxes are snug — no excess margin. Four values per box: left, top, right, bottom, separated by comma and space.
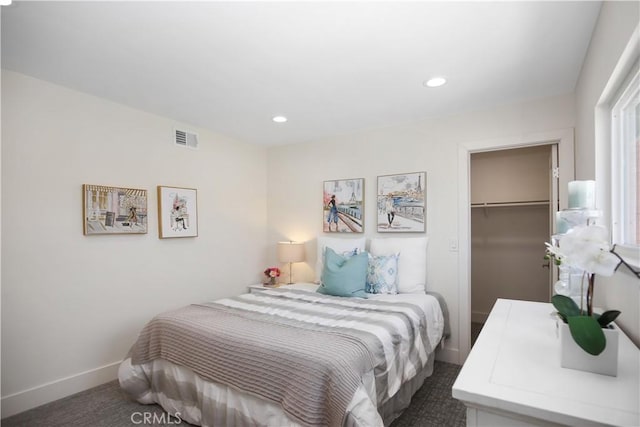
315, 236, 366, 283
369, 237, 428, 293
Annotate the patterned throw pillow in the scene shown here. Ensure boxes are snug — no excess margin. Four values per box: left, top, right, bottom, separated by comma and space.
366, 253, 400, 294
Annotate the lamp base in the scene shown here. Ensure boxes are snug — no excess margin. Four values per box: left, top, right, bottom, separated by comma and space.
288, 262, 294, 285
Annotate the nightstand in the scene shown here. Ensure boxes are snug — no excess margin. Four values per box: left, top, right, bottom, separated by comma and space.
247, 282, 320, 294
247, 283, 279, 293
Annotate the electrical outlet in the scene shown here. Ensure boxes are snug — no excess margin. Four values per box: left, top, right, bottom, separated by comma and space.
449, 238, 458, 252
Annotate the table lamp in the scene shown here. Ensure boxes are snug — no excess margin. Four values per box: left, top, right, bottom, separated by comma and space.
277, 241, 305, 285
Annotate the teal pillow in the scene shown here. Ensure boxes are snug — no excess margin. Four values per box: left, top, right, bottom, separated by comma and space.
317, 247, 368, 298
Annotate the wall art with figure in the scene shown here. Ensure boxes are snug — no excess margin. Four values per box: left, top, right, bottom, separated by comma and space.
158, 186, 198, 238
322, 178, 364, 233
377, 172, 426, 233
83, 184, 148, 235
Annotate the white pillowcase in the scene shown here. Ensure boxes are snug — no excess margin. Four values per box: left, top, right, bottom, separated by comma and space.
315, 236, 366, 283
369, 237, 428, 294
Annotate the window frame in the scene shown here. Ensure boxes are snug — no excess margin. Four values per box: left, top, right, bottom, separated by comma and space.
594, 21, 640, 272
609, 60, 640, 268
610, 62, 640, 268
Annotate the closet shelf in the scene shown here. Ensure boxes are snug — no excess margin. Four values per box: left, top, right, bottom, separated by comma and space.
471, 200, 550, 208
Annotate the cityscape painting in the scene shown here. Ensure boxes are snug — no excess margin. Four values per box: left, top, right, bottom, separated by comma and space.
323, 178, 364, 233
377, 172, 426, 233
83, 184, 148, 235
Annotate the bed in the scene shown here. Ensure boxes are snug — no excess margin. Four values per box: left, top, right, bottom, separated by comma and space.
119, 237, 446, 427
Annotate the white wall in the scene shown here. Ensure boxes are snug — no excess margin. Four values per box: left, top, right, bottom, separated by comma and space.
574, 1, 640, 346
0, 71, 269, 416
575, 1, 639, 179
267, 93, 575, 364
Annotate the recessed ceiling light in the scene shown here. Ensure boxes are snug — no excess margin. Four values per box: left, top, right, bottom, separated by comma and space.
272, 115, 288, 123
0, 0, 12, 5
424, 77, 447, 88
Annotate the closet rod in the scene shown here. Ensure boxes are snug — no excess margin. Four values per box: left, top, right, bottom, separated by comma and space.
470, 200, 550, 208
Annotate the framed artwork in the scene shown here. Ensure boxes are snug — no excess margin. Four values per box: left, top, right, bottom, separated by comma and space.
157, 186, 198, 238
377, 172, 426, 233
83, 184, 148, 235
323, 178, 364, 233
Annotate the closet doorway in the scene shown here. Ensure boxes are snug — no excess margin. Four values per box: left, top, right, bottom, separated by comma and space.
470, 145, 557, 346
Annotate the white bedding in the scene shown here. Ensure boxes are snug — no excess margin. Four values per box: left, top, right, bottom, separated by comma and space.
366, 292, 445, 352
119, 284, 444, 427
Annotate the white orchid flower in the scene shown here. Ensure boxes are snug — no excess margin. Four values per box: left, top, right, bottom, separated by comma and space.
559, 225, 619, 276
545, 241, 565, 263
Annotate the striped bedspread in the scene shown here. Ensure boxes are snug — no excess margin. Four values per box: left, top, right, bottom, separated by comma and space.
123, 289, 438, 427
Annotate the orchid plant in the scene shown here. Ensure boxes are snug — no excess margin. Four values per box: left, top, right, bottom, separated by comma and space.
545, 225, 621, 355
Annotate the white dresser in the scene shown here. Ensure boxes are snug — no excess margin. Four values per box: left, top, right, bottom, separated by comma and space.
452, 299, 639, 426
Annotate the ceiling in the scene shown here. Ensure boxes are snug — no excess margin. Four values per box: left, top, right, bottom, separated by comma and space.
1, 1, 601, 146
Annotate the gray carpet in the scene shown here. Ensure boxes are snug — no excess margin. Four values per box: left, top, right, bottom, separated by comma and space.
2, 361, 465, 427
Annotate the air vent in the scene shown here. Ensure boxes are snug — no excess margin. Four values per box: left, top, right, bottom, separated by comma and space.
174, 129, 199, 149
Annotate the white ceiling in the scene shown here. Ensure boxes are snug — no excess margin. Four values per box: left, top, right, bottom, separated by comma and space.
1, 1, 601, 146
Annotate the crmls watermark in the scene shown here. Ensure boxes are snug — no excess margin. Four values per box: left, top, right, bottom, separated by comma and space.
130, 411, 182, 425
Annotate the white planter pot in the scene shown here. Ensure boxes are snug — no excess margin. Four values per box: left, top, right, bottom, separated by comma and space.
559, 321, 618, 376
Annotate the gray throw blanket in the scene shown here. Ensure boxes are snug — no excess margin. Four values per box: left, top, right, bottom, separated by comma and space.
130, 298, 380, 426
129, 289, 433, 427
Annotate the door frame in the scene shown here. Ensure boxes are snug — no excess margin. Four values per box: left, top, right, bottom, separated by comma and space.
457, 128, 574, 363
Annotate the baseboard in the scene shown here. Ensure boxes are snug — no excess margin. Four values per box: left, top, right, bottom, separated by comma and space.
435, 343, 460, 365
1, 360, 122, 418
471, 310, 489, 324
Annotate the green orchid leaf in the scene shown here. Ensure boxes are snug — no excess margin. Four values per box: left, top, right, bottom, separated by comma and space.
597, 310, 621, 327
551, 295, 580, 318
567, 315, 606, 355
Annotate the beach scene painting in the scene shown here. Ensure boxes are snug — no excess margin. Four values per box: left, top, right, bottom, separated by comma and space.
323, 178, 364, 233
377, 172, 426, 233
83, 184, 147, 235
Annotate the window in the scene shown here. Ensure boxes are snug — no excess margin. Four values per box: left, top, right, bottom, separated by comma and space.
611, 64, 639, 250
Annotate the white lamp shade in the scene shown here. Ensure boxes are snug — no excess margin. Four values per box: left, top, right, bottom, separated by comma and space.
277, 242, 305, 263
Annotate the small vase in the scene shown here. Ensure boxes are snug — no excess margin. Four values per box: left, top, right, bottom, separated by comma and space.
558, 321, 619, 376
268, 277, 277, 286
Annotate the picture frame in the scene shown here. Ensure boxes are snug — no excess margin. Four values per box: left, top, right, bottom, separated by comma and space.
157, 186, 198, 238
377, 172, 426, 233
83, 184, 148, 235
323, 178, 364, 233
